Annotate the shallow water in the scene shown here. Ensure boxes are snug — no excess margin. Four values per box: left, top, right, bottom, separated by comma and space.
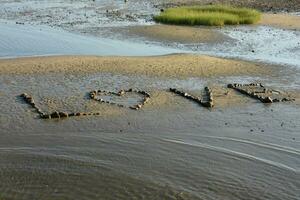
0, 72, 300, 200
207, 26, 300, 68
0, 21, 180, 57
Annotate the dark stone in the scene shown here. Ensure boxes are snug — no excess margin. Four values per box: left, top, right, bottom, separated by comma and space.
262, 96, 273, 103
50, 111, 60, 119
227, 84, 234, 88
75, 112, 83, 116
20, 93, 28, 98
36, 108, 43, 114
41, 114, 51, 119
59, 112, 69, 118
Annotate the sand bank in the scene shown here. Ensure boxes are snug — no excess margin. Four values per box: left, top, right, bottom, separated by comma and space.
259, 14, 300, 30
115, 25, 228, 43
0, 54, 271, 78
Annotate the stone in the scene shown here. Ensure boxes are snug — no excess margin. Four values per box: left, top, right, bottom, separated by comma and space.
119, 90, 126, 96
36, 108, 43, 114
59, 112, 69, 118
130, 106, 138, 110
50, 111, 60, 118
41, 114, 51, 119
227, 84, 234, 88
75, 112, 83, 116
20, 93, 28, 98
262, 96, 273, 103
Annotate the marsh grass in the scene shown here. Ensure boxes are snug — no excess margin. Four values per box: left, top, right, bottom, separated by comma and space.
154, 5, 261, 26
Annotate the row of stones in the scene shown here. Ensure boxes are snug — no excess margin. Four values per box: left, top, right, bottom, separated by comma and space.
89, 89, 151, 110
227, 83, 295, 103
21, 93, 103, 119
20, 89, 151, 119
169, 87, 214, 108
20, 83, 295, 119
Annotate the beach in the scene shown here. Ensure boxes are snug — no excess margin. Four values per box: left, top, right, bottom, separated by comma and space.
0, 0, 300, 200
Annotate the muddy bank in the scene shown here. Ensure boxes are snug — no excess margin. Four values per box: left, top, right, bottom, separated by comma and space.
107, 24, 229, 44
259, 14, 300, 30
0, 54, 273, 78
128, 14, 300, 44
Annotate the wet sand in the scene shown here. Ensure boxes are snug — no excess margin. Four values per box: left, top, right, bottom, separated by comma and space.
0, 54, 272, 78
259, 14, 300, 30
110, 24, 229, 43
124, 14, 300, 44
0, 69, 300, 200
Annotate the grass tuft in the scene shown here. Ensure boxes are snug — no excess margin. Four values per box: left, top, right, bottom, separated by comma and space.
154, 5, 261, 26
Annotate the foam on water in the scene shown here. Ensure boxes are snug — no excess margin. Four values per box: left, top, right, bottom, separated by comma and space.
190, 26, 300, 68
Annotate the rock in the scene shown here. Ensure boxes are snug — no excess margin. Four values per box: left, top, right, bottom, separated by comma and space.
130, 106, 138, 110
36, 108, 43, 114
227, 84, 234, 88
41, 114, 51, 119
119, 90, 125, 96
262, 96, 273, 103
208, 102, 214, 108
75, 112, 83, 116
50, 111, 60, 118
20, 93, 28, 98
59, 112, 69, 118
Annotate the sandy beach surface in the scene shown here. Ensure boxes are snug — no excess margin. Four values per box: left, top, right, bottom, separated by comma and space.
259, 14, 300, 30
0, 0, 300, 200
1, 53, 300, 200
0, 54, 271, 77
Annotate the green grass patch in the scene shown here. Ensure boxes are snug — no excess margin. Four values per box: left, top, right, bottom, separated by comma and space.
154, 5, 261, 26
